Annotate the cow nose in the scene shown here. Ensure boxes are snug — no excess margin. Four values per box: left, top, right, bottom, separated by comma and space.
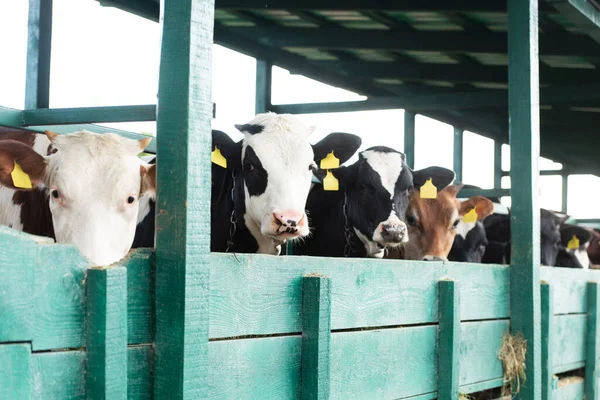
381, 223, 407, 243
423, 255, 447, 262
272, 210, 306, 234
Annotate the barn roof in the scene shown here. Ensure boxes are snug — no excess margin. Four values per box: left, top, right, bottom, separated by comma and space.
99, 0, 600, 174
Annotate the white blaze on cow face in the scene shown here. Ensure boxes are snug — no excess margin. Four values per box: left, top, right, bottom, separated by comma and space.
237, 113, 315, 253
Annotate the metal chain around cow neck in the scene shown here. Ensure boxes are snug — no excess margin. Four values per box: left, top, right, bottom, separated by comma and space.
225, 169, 237, 253
342, 191, 354, 257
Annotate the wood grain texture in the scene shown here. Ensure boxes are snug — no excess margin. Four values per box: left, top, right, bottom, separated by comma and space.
586, 282, 600, 399
0, 344, 30, 399
552, 314, 586, 371
438, 280, 460, 400
153, 0, 214, 397
553, 377, 584, 400
508, 0, 542, 397
128, 345, 153, 400
541, 283, 554, 400
209, 254, 508, 338
126, 249, 154, 344
540, 267, 600, 315
86, 266, 128, 399
459, 320, 507, 386
301, 276, 331, 400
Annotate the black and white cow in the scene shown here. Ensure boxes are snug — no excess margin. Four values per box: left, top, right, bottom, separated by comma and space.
133, 112, 362, 255
556, 224, 593, 269
293, 146, 455, 258
448, 221, 489, 263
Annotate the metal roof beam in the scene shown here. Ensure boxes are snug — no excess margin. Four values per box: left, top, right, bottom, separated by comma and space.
546, 0, 600, 44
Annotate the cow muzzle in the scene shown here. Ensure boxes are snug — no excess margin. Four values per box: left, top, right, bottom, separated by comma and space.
373, 219, 408, 246
266, 209, 309, 239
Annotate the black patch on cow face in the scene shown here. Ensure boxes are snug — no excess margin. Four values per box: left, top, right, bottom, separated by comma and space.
235, 124, 264, 135
12, 189, 55, 239
242, 145, 268, 196
449, 221, 488, 263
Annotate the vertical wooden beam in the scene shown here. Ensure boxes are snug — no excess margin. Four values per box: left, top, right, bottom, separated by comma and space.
154, 0, 214, 398
508, 0, 541, 398
586, 282, 600, 400
86, 267, 128, 399
541, 282, 553, 400
25, 0, 53, 109
494, 141, 503, 189
0, 344, 31, 400
301, 275, 332, 400
561, 174, 569, 213
404, 111, 416, 169
453, 127, 463, 183
255, 59, 272, 115
438, 280, 460, 400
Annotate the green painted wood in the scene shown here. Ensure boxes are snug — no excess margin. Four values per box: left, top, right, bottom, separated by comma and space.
255, 59, 272, 114
404, 111, 415, 168
458, 188, 510, 198
453, 128, 463, 183
438, 280, 460, 400
553, 362, 585, 375
128, 346, 153, 400
552, 314, 586, 372
494, 141, 502, 189
86, 266, 128, 399
0, 344, 31, 399
586, 282, 600, 399
540, 267, 600, 315
0, 105, 24, 127
459, 378, 505, 395
547, 0, 600, 44
25, 0, 52, 109
153, 0, 214, 397
459, 320, 507, 386
508, 0, 542, 397
541, 283, 554, 400
22, 105, 157, 126
126, 249, 153, 344
30, 351, 86, 400
209, 254, 509, 338
301, 275, 331, 400
553, 377, 584, 400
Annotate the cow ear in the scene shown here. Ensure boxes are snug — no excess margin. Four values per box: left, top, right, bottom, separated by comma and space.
0, 140, 47, 190
312, 132, 362, 166
560, 224, 592, 247
140, 163, 156, 195
411, 166, 455, 191
459, 196, 494, 221
212, 129, 242, 167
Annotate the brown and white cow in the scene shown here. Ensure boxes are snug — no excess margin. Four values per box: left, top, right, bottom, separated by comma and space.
0, 129, 156, 265
386, 184, 494, 261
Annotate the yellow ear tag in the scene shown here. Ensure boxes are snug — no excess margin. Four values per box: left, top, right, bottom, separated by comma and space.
419, 178, 437, 199
462, 208, 478, 223
320, 151, 340, 170
323, 170, 339, 191
11, 161, 32, 189
568, 235, 580, 250
211, 147, 227, 169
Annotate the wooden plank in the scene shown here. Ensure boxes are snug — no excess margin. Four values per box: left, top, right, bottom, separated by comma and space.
301, 276, 331, 400
453, 128, 463, 183
438, 280, 460, 400
540, 267, 600, 315
459, 378, 504, 395
404, 111, 415, 169
552, 314, 586, 372
459, 320, 507, 386
508, 0, 542, 397
553, 376, 585, 399
86, 266, 128, 399
494, 141, 502, 189
541, 283, 554, 400
25, 0, 52, 109
209, 255, 509, 338
0, 344, 31, 400
586, 282, 600, 399
153, 0, 214, 397
128, 346, 153, 400
22, 105, 157, 126
126, 249, 153, 344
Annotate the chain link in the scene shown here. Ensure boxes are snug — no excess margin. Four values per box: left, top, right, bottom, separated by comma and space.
342, 191, 354, 257
225, 170, 237, 253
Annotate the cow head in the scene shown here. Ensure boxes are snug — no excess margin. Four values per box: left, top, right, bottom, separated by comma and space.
449, 221, 489, 263
0, 130, 156, 265
556, 224, 592, 268
588, 229, 600, 266
540, 209, 569, 266
403, 184, 494, 261
212, 113, 361, 254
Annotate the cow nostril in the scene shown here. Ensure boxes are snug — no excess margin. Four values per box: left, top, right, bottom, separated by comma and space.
287, 219, 297, 227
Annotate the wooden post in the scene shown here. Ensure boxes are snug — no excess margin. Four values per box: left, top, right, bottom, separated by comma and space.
301, 275, 332, 400
453, 128, 463, 183
255, 59, 272, 115
508, 0, 541, 397
494, 141, 503, 190
561, 174, 569, 213
25, 0, 52, 109
0, 344, 31, 399
438, 280, 460, 400
586, 282, 600, 399
86, 267, 128, 399
153, 0, 214, 398
541, 283, 553, 400
404, 111, 416, 169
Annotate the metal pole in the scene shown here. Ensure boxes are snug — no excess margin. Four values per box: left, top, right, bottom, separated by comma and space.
404, 111, 416, 169
25, 0, 53, 109
494, 141, 503, 189
255, 59, 272, 114
453, 127, 463, 183
561, 174, 569, 213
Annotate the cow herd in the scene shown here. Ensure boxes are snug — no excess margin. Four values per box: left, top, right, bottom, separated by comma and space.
0, 112, 598, 270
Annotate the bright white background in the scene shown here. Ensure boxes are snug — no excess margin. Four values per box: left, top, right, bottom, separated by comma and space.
1, 0, 597, 218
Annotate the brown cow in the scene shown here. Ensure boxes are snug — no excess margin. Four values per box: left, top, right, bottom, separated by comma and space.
587, 228, 600, 267
386, 184, 494, 261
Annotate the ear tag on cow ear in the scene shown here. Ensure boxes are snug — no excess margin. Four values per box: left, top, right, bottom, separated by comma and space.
419, 178, 437, 199
320, 151, 340, 170
323, 170, 339, 191
568, 235, 580, 250
211, 147, 227, 169
462, 208, 478, 223
11, 161, 32, 189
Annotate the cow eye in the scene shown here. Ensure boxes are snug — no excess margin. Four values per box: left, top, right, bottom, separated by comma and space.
127, 196, 136, 205
244, 163, 256, 173
51, 189, 60, 199
406, 215, 417, 226
452, 220, 460, 229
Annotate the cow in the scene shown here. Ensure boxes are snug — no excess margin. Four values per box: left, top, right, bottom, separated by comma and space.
386, 184, 494, 261
132, 112, 362, 255
293, 146, 456, 258
482, 209, 569, 266
448, 221, 489, 263
587, 228, 600, 266
0, 129, 156, 266
556, 224, 593, 269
